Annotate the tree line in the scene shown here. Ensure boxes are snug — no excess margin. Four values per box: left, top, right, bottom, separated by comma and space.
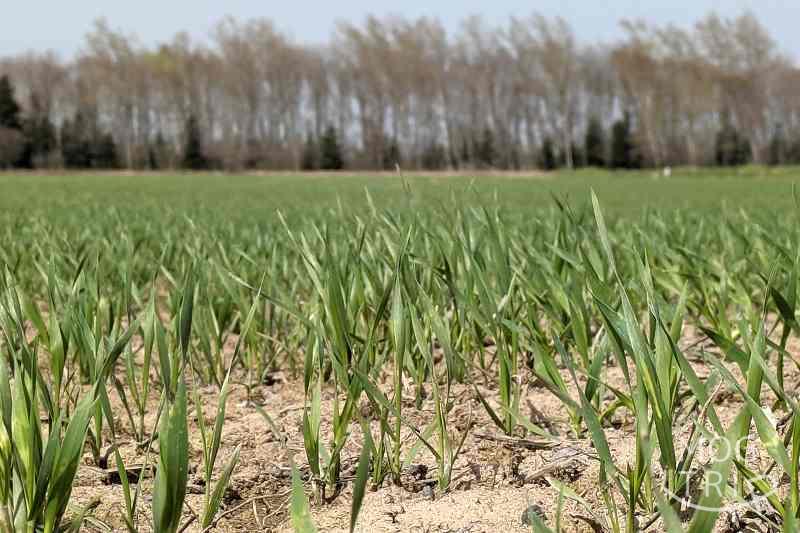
0, 12, 798, 171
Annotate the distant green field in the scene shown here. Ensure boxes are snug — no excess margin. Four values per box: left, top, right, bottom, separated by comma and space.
1, 166, 799, 222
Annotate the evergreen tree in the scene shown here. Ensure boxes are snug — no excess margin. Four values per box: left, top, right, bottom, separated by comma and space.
26, 116, 55, 160
715, 126, 735, 166
569, 142, 584, 169
60, 112, 91, 168
147, 145, 159, 170
737, 136, 752, 165
182, 114, 209, 170
301, 131, 318, 170
15, 138, 33, 169
0, 129, 25, 169
787, 137, 800, 165
0, 75, 21, 130
611, 112, 636, 169
714, 109, 751, 167
539, 137, 557, 170
448, 145, 460, 169
585, 116, 606, 167
243, 137, 264, 169
152, 131, 172, 169
460, 136, 471, 167
421, 142, 447, 170
60, 110, 118, 169
476, 127, 496, 168
22, 93, 56, 168
92, 133, 119, 169
769, 124, 786, 166
508, 144, 521, 170
715, 123, 750, 166
382, 136, 401, 170
319, 125, 344, 170
0, 75, 27, 168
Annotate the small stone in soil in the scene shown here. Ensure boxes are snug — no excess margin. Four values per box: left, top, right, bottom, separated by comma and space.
521, 504, 546, 526
406, 463, 428, 480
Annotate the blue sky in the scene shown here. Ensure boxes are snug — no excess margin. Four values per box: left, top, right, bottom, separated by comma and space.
1, 0, 799, 58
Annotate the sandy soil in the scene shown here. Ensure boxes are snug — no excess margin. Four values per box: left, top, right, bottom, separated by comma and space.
58, 325, 797, 533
